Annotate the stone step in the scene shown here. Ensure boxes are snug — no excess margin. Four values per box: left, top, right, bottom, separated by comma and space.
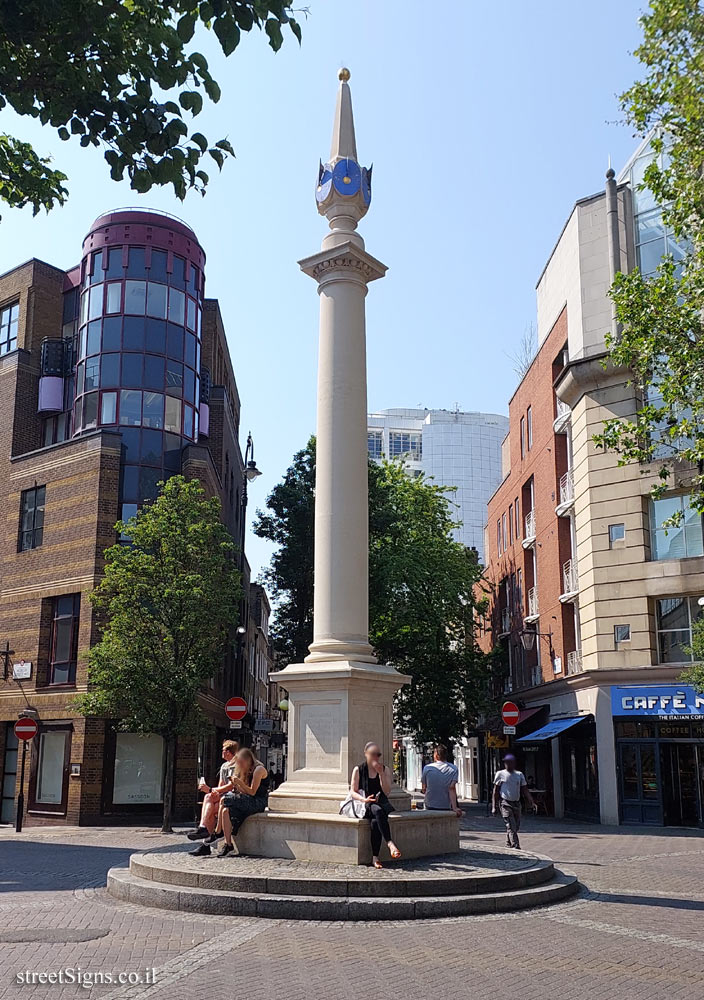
130, 849, 556, 898
107, 866, 579, 920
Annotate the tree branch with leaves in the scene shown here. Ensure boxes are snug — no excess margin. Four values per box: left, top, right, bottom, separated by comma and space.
0, 0, 303, 215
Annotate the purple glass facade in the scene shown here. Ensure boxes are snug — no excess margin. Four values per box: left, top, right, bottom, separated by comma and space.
73, 210, 207, 517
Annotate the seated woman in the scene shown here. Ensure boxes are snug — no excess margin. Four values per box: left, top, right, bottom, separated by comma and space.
216, 748, 270, 858
350, 742, 401, 869
188, 740, 238, 855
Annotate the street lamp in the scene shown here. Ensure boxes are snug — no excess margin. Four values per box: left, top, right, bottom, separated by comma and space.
519, 627, 554, 653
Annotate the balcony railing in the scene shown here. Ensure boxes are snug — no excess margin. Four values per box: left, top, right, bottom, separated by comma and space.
566, 650, 583, 675
553, 398, 571, 433
556, 469, 575, 514
526, 586, 539, 621
523, 509, 536, 547
561, 558, 579, 600
500, 608, 511, 635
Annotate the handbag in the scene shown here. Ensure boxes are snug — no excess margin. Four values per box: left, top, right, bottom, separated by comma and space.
339, 793, 367, 819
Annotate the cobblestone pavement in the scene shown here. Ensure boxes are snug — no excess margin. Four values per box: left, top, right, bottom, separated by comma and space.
0, 806, 702, 1000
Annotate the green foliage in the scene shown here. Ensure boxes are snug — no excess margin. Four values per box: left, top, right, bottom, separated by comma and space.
368, 460, 496, 748
255, 440, 498, 747
0, 1, 303, 212
75, 476, 240, 829
682, 617, 704, 692
253, 438, 315, 665
596, 0, 704, 518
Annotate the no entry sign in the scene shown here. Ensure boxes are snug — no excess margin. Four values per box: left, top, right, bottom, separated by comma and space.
14, 717, 38, 741
501, 701, 520, 727
225, 697, 247, 722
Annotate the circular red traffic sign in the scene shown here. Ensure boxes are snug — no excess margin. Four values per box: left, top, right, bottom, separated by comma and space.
14, 717, 38, 741
501, 701, 520, 726
225, 697, 247, 722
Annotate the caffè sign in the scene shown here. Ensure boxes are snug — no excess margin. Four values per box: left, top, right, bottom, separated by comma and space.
611, 684, 704, 720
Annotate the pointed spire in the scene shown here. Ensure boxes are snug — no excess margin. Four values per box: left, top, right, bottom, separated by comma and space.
329, 67, 358, 163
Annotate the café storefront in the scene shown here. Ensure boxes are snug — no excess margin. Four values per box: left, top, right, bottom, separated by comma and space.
612, 684, 704, 827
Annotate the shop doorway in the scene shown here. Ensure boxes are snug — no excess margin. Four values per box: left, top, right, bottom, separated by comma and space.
617, 742, 662, 825
660, 742, 701, 826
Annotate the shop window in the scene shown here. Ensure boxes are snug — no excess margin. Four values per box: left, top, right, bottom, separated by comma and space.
651, 494, 704, 560
656, 596, 703, 662
0, 300, 19, 355
19, 485, 46, 551
608, 523, 625, 548
49, 594, 80, 685
112, 733, 164, 804
29, 724, 72, 815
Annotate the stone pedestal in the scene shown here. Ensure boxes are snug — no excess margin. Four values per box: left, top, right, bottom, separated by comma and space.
269, 659, 412, 815
236, 809, 459, 864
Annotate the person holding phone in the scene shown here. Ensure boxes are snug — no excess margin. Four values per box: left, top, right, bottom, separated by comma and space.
349, 741, 401, 869
187, 739, 239, 848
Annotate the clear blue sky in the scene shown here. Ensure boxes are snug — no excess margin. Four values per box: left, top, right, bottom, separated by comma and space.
0, 1, 646, 578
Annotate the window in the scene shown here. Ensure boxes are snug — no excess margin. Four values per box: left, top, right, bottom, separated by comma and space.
650, 494, 704, 560
527, 406, 533, 449
508, 507, 513, 545
124, 280, 146, 314
0, 301, 19, 354
656, 596, 703, 663
514, 499, 519, 538
19, 485, 46, 551
368, 430, 383, 460
112, 734, 164, 804
497, 519, 502, 556
105, 282, 122, 314
101, 391, 117, 425
168, 287, 185, 325
146, 282, 167, 319
389, 431, 422, 460
614, 624, 631, 645
609, 523, 626, 548
520, 417, 525, 458
502, 513, 507, 551
49, 594, 80, 685
29, 724, 71, 815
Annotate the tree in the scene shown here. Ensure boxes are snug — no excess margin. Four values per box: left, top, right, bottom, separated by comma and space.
596, 0, 704, 521
255, 441, 498, 748
368, 460, 496, 749
75, 476, 240, 832
506, 322, 538, 381
0, 1, 302, 214
682, 617, 704, 693
253, 437, 315, 665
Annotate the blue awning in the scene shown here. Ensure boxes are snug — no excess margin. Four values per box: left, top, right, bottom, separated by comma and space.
516, 716, 587, 743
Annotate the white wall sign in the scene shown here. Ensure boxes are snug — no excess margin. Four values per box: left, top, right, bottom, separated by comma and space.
13, 661, 32, 680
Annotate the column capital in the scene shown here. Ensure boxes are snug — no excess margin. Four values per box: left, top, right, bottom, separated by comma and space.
298, 241, 387, 286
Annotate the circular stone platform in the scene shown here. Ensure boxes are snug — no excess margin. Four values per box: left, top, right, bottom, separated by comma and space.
107, 843, 578, 920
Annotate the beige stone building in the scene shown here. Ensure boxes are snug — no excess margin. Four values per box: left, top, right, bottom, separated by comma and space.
484, 137, 704, 828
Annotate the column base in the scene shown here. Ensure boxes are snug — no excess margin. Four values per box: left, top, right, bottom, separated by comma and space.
270, 657, 412, 815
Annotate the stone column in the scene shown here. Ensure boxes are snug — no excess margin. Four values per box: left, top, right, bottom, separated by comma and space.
269, 70, 411, 815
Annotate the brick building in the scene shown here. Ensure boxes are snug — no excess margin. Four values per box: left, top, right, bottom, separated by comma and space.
481, 140, 704, 829
0, 209, 266, 827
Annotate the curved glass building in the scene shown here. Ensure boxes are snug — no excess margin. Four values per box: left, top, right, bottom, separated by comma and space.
73, 209, 207, 522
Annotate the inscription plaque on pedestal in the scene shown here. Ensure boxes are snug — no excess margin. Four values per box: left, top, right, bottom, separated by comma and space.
299, 702, 341, 771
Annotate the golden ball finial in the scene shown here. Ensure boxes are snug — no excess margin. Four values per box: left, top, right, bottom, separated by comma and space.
338, 67, 351, 82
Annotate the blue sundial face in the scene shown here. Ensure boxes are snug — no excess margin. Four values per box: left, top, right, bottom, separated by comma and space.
332, 158, 361, 196
316, 162, 333, 203
361, 166, 372, 206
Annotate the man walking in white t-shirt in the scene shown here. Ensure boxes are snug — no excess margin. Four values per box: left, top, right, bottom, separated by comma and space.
492, 753, 536, 849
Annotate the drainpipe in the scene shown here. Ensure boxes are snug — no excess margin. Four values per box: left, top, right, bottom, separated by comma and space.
605, 167, 621, 341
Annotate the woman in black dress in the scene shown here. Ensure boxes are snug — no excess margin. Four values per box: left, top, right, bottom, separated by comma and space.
217, 748, 269, 858
350, 741, 402, 868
